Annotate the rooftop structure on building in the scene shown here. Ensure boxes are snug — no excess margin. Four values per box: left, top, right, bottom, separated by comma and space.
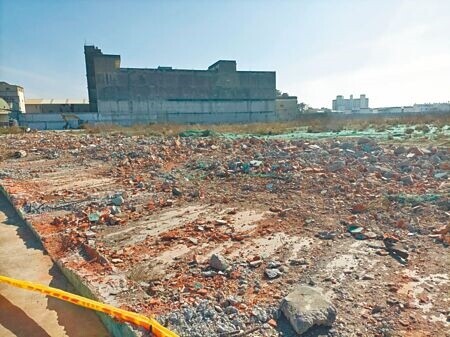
25, 98, 89, 113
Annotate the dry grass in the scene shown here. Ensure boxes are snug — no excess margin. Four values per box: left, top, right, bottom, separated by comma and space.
82, 123, 192, 137
0, 149, 13, 162
0, 126, 24, 135
81, 121, 300, 137
58, 113, 450, 137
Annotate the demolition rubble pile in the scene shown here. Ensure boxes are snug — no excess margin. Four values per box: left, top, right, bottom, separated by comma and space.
0, 131, 448, 336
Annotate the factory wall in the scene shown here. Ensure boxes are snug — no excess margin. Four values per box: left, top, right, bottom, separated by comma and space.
96, 99, 275, 124
84, 45, 277, 124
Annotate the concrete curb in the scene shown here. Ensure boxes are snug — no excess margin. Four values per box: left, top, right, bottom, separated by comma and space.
0, 184, 139, 337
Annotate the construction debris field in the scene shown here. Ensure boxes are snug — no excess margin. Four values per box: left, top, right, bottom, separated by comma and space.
0, 124, 449, 337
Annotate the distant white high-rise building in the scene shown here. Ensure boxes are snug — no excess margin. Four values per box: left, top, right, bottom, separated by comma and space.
332, 94, 369, 113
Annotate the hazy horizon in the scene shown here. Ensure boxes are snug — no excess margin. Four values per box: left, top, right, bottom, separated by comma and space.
1, 0, 449, 108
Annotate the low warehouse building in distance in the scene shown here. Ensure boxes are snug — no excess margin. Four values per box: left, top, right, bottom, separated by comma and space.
84, 45, 277, 124
25, 99, 89, 114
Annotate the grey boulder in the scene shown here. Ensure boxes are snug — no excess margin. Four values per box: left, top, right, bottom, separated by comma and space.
280, 286, 336, 335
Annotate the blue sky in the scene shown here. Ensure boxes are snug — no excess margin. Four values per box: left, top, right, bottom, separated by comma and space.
1, 0, 449, 108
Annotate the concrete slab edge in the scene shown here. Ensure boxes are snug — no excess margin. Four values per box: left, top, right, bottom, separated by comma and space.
0, 184, 139, 337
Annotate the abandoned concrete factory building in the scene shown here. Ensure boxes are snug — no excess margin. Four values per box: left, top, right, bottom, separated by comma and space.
85, 45, 278, 124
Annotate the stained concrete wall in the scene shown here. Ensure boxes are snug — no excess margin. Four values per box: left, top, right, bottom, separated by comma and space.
84, 45, 277, 124
15, 103, 276, 129
16, 112, 98, 130
276, 96, 299, 120
97, 99, 276, 124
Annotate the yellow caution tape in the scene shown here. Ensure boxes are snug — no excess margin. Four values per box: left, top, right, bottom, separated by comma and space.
0, 275, 178, 337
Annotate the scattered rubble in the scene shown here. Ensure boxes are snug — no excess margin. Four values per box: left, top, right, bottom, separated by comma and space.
0, 131, 448, 336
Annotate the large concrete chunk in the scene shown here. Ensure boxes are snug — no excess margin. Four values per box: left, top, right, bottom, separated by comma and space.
280, 286, 336, 335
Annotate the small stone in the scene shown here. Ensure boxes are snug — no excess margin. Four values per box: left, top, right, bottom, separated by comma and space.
328, 160, 345, 172
357, 137, 372, 144
110, 205, 121, 214
197, 289, 207, 296
111, 195, 124, 206
434, 172, 448, 179
381, 169, 393, 179
249, 260, 262, 268
267, 319, 277, 328
187, 237, 198, 245
202, 270, 217, 277
317, 231, 337, 240
209, 254, 228, 271
225, 306, 238, 315
252, 307, 268, 322
267, 261, 282, 269
351, 203, 367, 214
250, 160, 263, 167
189, 189, 200, 198
172, 187, 182, 196
165, 199, 174, 206
215, 170, 227, 177
339, 142, 354, 150
88, 212, 100, 223
401, 175, 414, 185
362, 274, 375, 280
290, 258, 308, 266
365, 231, 378, 239
265, 268, 282, 279
371, 305, 383, 314
14, 150, 27, 158
399, 319, 410, 326
111, 258, 123, 264
85, 230, 96, 238
394, 146, 406, 155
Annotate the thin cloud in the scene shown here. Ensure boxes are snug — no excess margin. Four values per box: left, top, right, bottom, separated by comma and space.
0, 66, 57, 84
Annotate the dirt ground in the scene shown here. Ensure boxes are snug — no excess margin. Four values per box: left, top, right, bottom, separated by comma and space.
0, 128, 448, 337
